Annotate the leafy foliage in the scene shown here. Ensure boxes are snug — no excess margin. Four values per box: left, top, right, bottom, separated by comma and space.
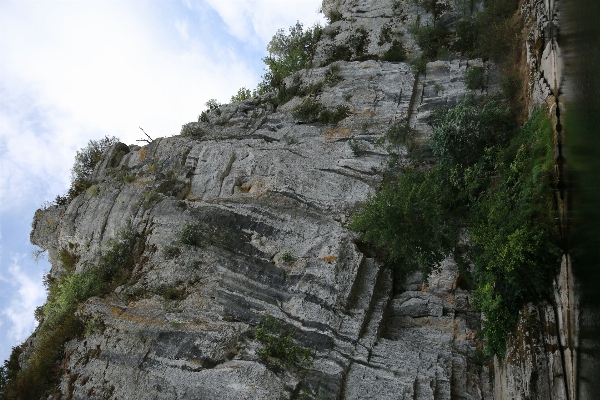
261, 22, 322, 90
162, 245, 181, 259
429, 97, 514, 169
231, 87, 252, 102
473, 0, 520, 62
468, 109, 560, 355
180, 122, 205, 138
50, 136, 120, 205
2, 225, 139, 398
58, 247, 79, 273
256, 314, 312, 366
381, 40, 407, 62
412, 24, 450, 60
351, 99, 560, 356
350, 167, 459, 274
465, 66, 485, 90
375, 122, 417, 167
71, 136, 119, 185
324, 9, 343, 24
291, 98, 350, 125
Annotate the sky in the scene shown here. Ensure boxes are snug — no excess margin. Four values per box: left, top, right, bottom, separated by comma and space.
0, 0, 325, 364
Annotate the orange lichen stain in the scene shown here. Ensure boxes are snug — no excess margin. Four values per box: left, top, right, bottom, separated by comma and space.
110, 306, 124, 317
318, 255, 337, 263
362, 109, 376, 116
325, 129, 351, 141
139, 148, 147, 159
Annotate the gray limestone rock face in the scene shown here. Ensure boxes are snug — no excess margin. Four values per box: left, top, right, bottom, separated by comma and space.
24, 0, 571, 399
30, 56, 491, 400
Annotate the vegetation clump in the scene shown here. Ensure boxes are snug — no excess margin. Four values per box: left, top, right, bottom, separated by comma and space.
256, 314, 312, 367
230, 87, 252, 103
376, 122, 417, 167
1, 225, 139, 398
291, 98, 350, 125
52, 136, 119, 206
351, 97, 560, 356
180, 122, 205, 138
257, 22, 323, 94
465, 65, 485, 90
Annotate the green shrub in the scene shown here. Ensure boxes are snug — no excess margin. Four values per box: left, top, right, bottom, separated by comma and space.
280, 251, 296, 263
465, 66, 485, 90
256, 314, 312, 366
325, 26, 340, 39
179, 222, 205, 247
319, 105, 351, 125
430, 97, 513, 169
378, 25, 392, 46
123, 173, 136, 183
473, 0, 520, 62
231, 87, 252, 102
453, 19, 477, 55
412, 24, 450, 60
501, 73, 522, 114
351, 104, 561, 356
381, 40, 407, 62
349, 27, 370, 59
199, 111, 209, 122
2, 226, 138, 397
180, 122, 205, 138
71, 136, 119, 184
324, 64, 342, 86
142, 189, 161, 209
53, 135, 120, 204
58, 247, 79, 273
96, 225, 138, 285
162, 245, 181, 259
205, 99, 221, 110
375, 122, 417, 166
350, 167, 459, 273
349, 139, 364, 156
468, 109, 560, 355
1, 312, 83, 399
292, 98, 324, 122
84, 315, 104, 337
408, 55, 428, 73
261, 22, 322, 89
0, 346, 22, 396
325, 9, 343, 24
272, 75, 324, 107
322, 44, 352, 65
162, 286, 185, 301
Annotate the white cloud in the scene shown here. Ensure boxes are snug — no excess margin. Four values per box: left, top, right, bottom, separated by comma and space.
175, 19, 190, 41
202, 0, 326, 46
0, 255, 46, 345
0, 0, 258, 212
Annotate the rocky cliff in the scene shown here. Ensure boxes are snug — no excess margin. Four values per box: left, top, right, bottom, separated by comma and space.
22, 0, 576, 399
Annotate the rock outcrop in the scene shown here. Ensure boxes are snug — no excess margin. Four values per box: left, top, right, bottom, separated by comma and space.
25, 0, 575, 399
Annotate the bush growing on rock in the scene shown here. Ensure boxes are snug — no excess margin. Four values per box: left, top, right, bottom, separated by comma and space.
465, 65, 485, 90
429, 97, 513, 169
351, 98, 561, 356
261, 22, 323, 90
50, 135, 120, 206
255, 314, 312, 367
180, 122, 205, 138
230, 87, 252, 102
2, 224, 139, 398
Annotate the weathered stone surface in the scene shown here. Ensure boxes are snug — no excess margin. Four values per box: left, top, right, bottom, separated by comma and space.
30, 55, 490, 399
25, 0, 573, 399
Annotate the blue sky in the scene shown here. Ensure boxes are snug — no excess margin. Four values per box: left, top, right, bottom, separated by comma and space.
0, 0, 325, 363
